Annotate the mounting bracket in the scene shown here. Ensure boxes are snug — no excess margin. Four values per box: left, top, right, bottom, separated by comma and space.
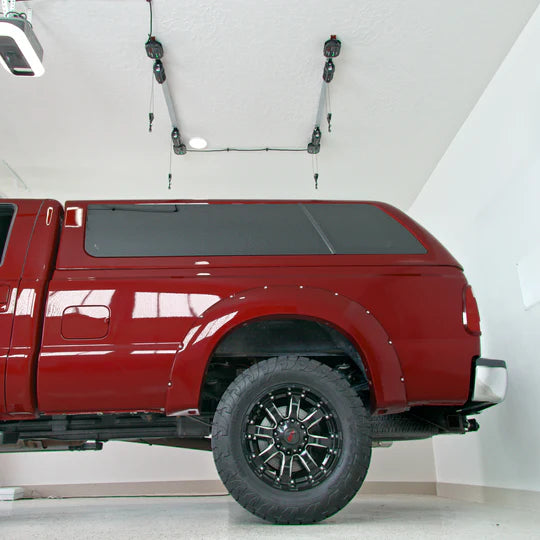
311, 36, 341, 151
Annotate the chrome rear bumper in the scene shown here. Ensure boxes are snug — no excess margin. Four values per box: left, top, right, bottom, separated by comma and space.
471, 358, 507, 404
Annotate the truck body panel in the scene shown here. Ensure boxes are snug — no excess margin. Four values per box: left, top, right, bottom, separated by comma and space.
0, 199, 481, 421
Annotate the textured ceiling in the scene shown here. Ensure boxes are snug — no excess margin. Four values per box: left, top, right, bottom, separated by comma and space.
0, 0, 538, 208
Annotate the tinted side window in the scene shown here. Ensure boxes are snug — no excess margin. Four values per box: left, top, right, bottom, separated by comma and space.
85, 203, 426, 258
304, 203, 427, 254
85, 204, 329, 257
0, 204, 15, 264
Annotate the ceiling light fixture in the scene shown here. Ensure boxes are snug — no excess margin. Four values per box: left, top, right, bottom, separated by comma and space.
0, 1, 44, 77
188, 137, 208, 150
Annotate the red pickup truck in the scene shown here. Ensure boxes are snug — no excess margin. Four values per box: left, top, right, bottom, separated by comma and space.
0, 199, 506, 523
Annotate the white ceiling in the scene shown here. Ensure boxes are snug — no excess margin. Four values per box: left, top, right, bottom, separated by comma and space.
0, 0, 538, 208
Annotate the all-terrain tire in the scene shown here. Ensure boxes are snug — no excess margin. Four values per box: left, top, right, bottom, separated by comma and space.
211, 356, 372, 524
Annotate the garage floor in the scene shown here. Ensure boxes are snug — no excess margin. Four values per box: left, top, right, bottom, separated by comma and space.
0, 494, 538, 539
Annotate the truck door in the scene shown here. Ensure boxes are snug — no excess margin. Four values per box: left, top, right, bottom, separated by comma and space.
0, 204, 18, 415
0, 201, 44, 417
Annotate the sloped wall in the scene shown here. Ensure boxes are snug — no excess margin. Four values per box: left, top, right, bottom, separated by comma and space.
410, 5, 540, 493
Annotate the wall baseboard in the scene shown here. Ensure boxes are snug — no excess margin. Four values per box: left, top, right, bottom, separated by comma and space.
7, 480, 538, 510
13, 480, 437, 499
19, 480, 228, 499
437, 482, 540, 510
360, 481, 437, 495
0, 487, 24, 501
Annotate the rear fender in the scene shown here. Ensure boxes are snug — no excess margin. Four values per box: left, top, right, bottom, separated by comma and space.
165, 286, 407, 415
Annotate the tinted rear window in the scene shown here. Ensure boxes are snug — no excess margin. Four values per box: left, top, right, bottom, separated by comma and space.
85, 203, 426, 257
305, 203, 427, 255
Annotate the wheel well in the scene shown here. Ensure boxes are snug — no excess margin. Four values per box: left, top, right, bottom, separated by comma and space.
199, 318, 370, 416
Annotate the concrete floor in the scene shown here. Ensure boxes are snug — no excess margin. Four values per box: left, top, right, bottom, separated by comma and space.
0, 494, 538, 539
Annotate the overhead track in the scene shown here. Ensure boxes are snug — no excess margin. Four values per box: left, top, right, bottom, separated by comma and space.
143, 0, 341, 188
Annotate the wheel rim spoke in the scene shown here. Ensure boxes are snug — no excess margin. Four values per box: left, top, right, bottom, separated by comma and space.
263, 406, 278, 425
279, 452, 287, 478
303, 408, 325, 430
278, 453, 294, 484
288, 395, 301, 420
269, 402, 286, 422
263, 450, 280, 464
306, 434, 332, 449
298, 449, 318, 474
246, 424, 274, 440
257, 443, 276, 459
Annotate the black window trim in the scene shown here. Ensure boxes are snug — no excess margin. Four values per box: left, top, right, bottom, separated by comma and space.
0, 203, 17, 267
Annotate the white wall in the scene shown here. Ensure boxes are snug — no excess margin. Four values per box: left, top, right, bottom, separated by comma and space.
410, 5, 540, 492
8, 2, 540, 494
0, 440, 435, 489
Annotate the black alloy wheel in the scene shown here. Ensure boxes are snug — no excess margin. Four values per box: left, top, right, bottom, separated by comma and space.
212, 356, 372, 524
243, 386, 341, 491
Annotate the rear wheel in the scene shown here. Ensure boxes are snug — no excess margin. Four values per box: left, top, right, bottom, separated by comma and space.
211, 356, 372, 524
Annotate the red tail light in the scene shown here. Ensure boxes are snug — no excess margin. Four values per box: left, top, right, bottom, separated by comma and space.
463, 285, 481, 335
